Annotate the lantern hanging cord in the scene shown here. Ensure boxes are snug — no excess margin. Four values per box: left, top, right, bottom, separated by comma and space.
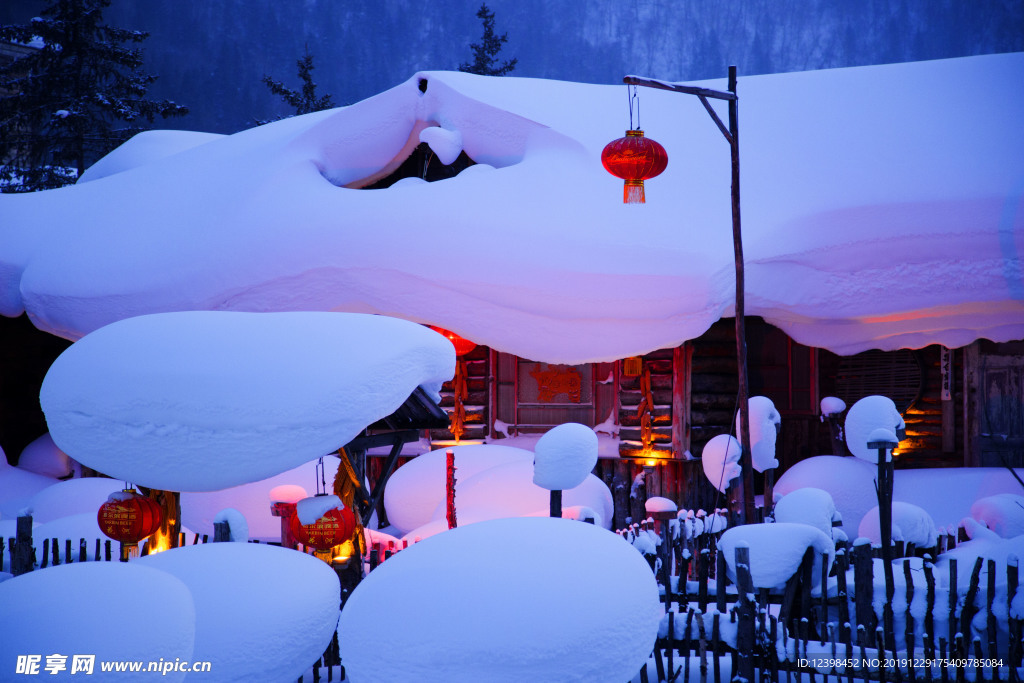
316, 457, 326, 496
627, 84, 640, 131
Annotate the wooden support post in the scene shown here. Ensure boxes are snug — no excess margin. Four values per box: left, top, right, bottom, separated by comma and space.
735, 545, 755, 683
213, 521, 230, 542
12, 515, 34, 576
870, 436, 898, 655
853, 542, 876, 647
549, 489, 562, 519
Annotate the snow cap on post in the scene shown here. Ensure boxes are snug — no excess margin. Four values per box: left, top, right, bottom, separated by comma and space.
533, 423, 599, 490
844, 395, 904, 462
820, 396, 846, 417
866, 427, 898, 463
736, 395, 781, 472
702, 434, 742, 494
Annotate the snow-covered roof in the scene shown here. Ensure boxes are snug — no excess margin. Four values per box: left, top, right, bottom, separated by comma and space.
1, 53, 1021, 362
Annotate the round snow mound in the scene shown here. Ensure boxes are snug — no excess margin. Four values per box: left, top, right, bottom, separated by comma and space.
773, 487, 837, 539
533, 422, 599, 490
702, 434, 741, 494
845, 395, 904, 462
970, 494, 1024, 538
719, 522, 834, 591
338, 517, 662, 683
858, 501, 937, 548
136, 542, 340, 682
774, 455, 877, 538
0, 562, 195, 681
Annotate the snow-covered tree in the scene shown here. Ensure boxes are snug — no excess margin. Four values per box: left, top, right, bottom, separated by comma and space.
259, 48, 334, 122
0, 0, 188, 192
458, 4, 517, 77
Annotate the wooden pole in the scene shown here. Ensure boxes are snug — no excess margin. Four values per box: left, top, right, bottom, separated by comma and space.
870, 436, 898, 653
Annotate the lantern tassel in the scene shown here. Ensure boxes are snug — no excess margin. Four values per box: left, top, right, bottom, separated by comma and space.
624, 179, 646, 204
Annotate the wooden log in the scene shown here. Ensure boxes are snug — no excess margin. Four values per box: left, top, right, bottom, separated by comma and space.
684, 608, 695, 683
12, 516, 34, 576
904, 559, 916, 683
948, 559, 958, 656
666, 610, 675, 682
40, 538, 49, 568
923, 560, 936, 683
698, 607, 709, 681
612, 461, 629, 529
954, 633, 965, 683
836, 548, 852, 646
213, 521, 231, 542
699, 548, 710, 612
51, 537, 59, 566
853, 542, 876, 647
959, 557, 984, 657
987, 559, 998, 664
713, 611, 722, 683
1009, 557, 1020, 672
735, 545, 756, 683
79, 539, 87, 563
938, 638, 948, 683
715, 548, 726, 613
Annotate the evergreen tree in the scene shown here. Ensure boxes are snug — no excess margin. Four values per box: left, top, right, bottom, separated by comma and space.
0, 0, 188, 192
260, 48, 334, 122
458, 4, 517, 76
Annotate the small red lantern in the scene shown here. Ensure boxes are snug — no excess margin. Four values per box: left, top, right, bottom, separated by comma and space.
429, 326, 477, 357
290, 498, 357, 551
601, 130, 668, 204
97, 490, 164, 544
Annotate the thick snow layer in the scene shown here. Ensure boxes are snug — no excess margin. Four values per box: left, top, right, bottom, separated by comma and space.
181, 456, 338, 541
737, 395, 780, 472
774, 456, 877, 539
702, 434, 742, 493
26, 477, 123, 523
0, 457, 56, 519
383, 444, 534, 535
419, 125, 463, 166
778, 457, 1024, 539
845, 396, 904, 462
213, 508, 249, 542
970, 494, 1024, 538
33, 512, 110, 556
295, 494, 344, 525
77, 130, 224, 184
136, 542, 340, 683
2, 55, 1021, 361
719, 522, 834, 590
40, 311, 453, 491
0, 562, 195, 681
772, 487, 837, 540
17, 432, 78, 478
429, 459, 613, 529
645, 496, 678, 514
338, 517, 662, 683
858, 501, 938, 547
533, 422, 599, 490
820, 396, 846, 417
268, 484, 308, 504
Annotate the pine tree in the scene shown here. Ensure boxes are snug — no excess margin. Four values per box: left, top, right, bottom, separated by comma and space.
458, 4, 517, 76
260, 48, 334, 122
0, 0, 188, 192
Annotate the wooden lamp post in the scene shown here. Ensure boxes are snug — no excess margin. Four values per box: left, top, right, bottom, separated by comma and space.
609, 67, 753, 524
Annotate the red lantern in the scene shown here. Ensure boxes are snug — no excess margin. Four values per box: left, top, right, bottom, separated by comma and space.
290, 498, 357, 551
97, 490, 164, 544
601, 130, 668, 204
429, 326, 477, 357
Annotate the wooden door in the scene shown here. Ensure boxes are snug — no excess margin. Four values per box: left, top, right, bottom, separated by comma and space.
967, 342, 1024, 466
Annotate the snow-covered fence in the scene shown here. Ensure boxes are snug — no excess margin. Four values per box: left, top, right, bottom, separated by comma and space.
630, 528, 1024, 681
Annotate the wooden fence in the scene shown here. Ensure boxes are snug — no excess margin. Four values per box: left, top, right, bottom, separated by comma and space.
623, 513, 1024, 682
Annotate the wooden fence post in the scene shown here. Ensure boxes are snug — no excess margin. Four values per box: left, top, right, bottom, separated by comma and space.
12, 515, 34, 575
735, 545, 755, 683
853, 541, 876, 647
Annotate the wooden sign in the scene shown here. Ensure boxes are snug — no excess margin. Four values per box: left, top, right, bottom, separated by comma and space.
529, 365, 583, 403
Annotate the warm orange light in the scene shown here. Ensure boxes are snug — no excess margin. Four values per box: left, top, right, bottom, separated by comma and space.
646, 459, 657, 467
428, 326, 477, 357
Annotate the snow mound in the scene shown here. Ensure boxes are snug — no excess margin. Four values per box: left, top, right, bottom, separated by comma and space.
269, 484, 308, 504
738, 395, 781, 472
296, 494, 344, 525
0, 562, 195, 681
645, 496, 678, 514
40, 311, 453, 491
33, 512, 110, 558
970, 494, 1024, 539
773, 487, 838, 540
432, 458, 613, 529
419, 125, 464, 165
17, 432, 78, 478
775, 455, 877, 538
78, 129, 224, 183
136, 542, 339, 682
213, 508, 249, 542
338, 517, 661, 683
858, 501, 937, 548
533, 422, 599, 490
820, 397, 846, 417
0, 457, 57, 519
384, 444, 533, 535
27, 477, 123, 524
719, 522, 834, 591
702, 434, 742, 493
181, 456, 338, 542
845, 396, 904, 462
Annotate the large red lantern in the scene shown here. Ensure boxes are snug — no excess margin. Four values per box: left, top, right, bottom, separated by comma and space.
601, 130, 668, 204
97, 490, 164, 544
429, 326, 476, 357
290, 497, 357, 551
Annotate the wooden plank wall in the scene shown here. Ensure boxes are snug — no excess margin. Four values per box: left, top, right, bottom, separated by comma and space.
618, 348, 675, 458
687, 319, 739, 461
899, 345, 963, 468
